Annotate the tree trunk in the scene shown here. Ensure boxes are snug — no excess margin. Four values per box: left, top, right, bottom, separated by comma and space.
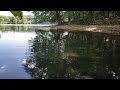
68, 16, 71, 24
89, 11, 93, 20
106, 11, 110, 18
54, 11, 62, 24
100, 11, 105, 20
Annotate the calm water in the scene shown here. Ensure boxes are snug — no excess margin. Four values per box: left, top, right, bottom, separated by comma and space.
0, 25, 120, 79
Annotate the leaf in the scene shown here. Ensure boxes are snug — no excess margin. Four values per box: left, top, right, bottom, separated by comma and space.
10, 11, 23, 20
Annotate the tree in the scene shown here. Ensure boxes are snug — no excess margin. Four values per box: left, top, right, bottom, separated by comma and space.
32, 11, 64, 24
0, 16, 6, 24
22, 16, 28, 24
10, 11, 23, 20
32, 11, 120, 25
13, 17, 17, 24
0, 11, 32, 24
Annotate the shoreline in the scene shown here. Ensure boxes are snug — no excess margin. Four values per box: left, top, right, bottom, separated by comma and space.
49, 25, 120, 34
0, 24, 57, 26
0, 24, 120, 34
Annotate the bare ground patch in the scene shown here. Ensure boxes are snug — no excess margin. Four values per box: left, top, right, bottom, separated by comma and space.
48, 25, 120, 34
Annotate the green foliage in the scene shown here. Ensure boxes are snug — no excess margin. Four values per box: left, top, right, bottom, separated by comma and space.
0, 11, 33, 24
32, 11, 64, 24
22, 16, 28, 24
32, 11, 53, 23
10, 11, 23, 20
32, 11, 120, 25
0, 16, 5, 24
0, 15, 31, 24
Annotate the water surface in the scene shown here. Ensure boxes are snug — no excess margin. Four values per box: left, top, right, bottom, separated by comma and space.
0, 25, 120, 79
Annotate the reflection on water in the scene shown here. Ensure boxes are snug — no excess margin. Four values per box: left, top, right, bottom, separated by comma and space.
0, 25, 32, 32
1, 25, 120, 79
23, 29, 120, 79
0, 25, 36, 79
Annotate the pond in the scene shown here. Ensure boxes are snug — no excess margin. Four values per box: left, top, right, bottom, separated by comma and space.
0, 25, 120, 79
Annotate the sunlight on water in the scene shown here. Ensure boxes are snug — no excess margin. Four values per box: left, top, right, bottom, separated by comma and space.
1, 32, 36, 41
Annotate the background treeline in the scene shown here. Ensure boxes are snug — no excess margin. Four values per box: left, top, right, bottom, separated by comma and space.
0, 15, 33, 24
32, 11, 120, 25
1, 11, 120, 25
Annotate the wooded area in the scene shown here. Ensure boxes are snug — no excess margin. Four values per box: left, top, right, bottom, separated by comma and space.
1, 11, 120, 25
33, 11, 120, 25
0, 15, 31, 24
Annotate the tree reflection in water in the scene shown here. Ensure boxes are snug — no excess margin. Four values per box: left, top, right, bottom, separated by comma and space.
0, 25, 31, 32
23, 29, 120, 79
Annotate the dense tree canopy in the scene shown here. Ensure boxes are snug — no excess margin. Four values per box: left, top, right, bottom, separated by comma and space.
10, 11, 23, 19
32, 11, 120, 25
0, 15, 31, 24
1, 11, 120, 25
0, 11, 32, 24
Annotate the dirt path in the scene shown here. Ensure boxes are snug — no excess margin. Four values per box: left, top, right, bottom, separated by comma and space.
49, 25, 120, 34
